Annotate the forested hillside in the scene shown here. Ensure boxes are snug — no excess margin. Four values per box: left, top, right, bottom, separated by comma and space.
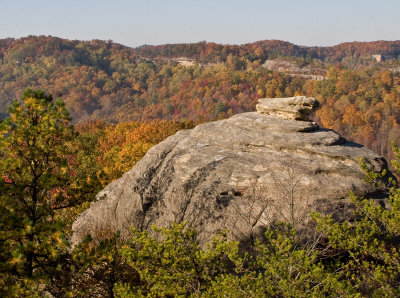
136, 39, 400, 65
1, 35, 400, 295
1, 35, 400, 161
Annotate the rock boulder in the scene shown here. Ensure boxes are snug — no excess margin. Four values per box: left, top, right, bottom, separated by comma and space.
256, 96, 319, 120
72, 98, 389, 246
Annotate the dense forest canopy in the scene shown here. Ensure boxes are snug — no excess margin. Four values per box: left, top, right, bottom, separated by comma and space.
1, 35, 400, 161
136, 39, 400, 64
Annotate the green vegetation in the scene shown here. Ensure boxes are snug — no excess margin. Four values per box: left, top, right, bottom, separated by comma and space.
0, 90, 75, 292
1, 35, 400, 296
0, 89, 197, 295
0, 88, 400, 296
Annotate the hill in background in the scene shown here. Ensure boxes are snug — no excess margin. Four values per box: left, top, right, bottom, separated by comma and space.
1, 35, 400, 161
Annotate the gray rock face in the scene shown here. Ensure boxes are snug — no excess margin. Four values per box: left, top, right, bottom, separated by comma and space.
256, 96, 319, 120
72, 109, 389, 246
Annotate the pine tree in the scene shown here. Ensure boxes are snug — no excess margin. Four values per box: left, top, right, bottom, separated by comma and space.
0, 89, 78, 294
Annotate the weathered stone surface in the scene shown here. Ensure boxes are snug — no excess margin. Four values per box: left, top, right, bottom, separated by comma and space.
72, 111, 389, 246
256, 96, 319, 120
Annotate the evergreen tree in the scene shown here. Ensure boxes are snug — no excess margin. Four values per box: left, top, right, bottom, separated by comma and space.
0, 89, 79, 294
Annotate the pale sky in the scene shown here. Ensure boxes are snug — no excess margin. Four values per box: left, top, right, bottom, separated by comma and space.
0, 0, 399, 47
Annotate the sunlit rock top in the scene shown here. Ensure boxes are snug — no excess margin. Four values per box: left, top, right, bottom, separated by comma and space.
256, 96, 319, 121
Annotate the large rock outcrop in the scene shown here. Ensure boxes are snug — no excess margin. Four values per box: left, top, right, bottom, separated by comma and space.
72, 97, 389, 246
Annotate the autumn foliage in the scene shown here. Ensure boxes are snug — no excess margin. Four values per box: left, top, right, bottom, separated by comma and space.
1, 36, 400, 165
